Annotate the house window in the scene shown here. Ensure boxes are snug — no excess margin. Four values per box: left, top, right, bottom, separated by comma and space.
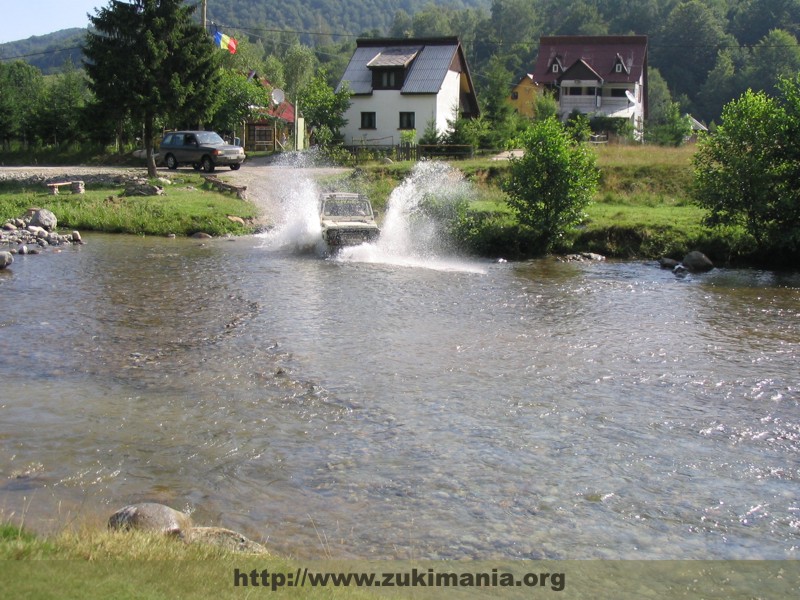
360, 112, 376, 129
399, 112, 415, 130
551, 64, 559, 73
611, 88, 627, 98
615, 63, 623, 73
511, 91, 519, 100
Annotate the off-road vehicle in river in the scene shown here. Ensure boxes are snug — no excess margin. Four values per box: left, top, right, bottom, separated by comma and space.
319, 192, 380, 249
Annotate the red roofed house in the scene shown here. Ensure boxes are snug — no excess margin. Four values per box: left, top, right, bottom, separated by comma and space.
244, 78, 296, 152
532, 35, 648, 137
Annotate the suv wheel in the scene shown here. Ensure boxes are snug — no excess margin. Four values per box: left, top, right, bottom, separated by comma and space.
165, 154, 178, 170
201, 156, 215, 173
230, 163, 241, 171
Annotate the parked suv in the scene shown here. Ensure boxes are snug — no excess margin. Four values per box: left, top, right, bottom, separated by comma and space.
159, 130, 245, 172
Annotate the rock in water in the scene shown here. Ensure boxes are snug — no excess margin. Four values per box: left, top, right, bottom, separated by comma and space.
682, 251, 714, 272
0, 251, 12, 269
108, 502, 192, 536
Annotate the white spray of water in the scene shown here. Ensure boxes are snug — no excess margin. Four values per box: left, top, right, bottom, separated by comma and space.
337, 161, 486, 274
256, 155, 486, 273
254, 152, 327, 254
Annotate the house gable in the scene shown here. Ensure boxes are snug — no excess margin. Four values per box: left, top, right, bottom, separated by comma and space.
337, 37, 479, 145
530, 35, 648, 134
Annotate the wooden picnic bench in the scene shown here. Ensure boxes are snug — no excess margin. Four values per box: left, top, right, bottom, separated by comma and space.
46, 181, 85, 195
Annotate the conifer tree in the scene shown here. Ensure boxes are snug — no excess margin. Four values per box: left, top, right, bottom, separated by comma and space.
84, 0, 219, 176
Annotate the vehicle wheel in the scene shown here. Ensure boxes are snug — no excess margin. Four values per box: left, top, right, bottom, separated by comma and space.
192, 163, 201, 171
165, 154, 178, 170
230, 163, 241, 170
201, 156, 215, 173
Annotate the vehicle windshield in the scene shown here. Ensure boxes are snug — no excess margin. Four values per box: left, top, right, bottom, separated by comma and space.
322, 200, 372, 217
195, 132, 225, 145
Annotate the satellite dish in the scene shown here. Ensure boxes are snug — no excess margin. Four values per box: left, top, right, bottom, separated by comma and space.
271, 88, 285, 105
625, 90, 637, 103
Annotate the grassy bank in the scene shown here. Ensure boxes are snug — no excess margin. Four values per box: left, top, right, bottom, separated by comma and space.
0, 173, 259, 238
0, 522, 380, 599
344, 144, 759, 264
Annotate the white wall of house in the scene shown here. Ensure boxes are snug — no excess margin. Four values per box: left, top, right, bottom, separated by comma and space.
557, 75, 645, 134
340, 70, 462, 145
435, 71, 462, 134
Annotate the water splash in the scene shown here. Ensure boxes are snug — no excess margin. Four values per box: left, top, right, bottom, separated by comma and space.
256, 156, 486, 273
254, 151, 327, 254
337, 161, 486, 274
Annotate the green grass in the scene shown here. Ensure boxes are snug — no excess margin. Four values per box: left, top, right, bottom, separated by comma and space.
350, 143, 760, 263
0, 174, 260, 237
1, 522, 379, 599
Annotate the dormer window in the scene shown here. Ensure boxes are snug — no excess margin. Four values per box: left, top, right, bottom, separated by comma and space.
552, 64, 559, 73
373, 69, 402, 90
367, 46, 419, 91
615, 63, 623, 73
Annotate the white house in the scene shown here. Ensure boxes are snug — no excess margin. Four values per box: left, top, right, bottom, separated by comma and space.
336, 37, 480, 146
532, 36, 648, 137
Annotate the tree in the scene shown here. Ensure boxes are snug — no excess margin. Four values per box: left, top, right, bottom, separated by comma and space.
0, 61, 43, 149
34, 60, 91, 147
651, 1, 733, 110
693, 77, 800, 255
504, 118, 599, 253
298, 69, 351, 144
646, 101, 693, 146
210, 69, 270, 138
282, 44, 316, 102
84, 0, 220, 177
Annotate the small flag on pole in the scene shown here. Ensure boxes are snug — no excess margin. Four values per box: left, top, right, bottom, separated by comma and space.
213, 31, 237, 54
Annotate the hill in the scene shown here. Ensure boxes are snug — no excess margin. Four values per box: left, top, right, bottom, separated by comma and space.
0, 28, 86, 74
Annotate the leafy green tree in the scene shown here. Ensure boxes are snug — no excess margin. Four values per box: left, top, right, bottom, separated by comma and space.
0, 61, 44, 149
84, 0, 220, 176
651, 1, 733, 110
693, 77, 800, 254
283, 44, 317, 101
34, 60, 91, 146
298, 69, 351, 143
504, 117, 599, 253
210, 69, 270, 138
532, 90, 559, 122
743, 29, 800, 98
646, 101, 693, 146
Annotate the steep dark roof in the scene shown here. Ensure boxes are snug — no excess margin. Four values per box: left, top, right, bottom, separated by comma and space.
533, 35, 648, 85
337, 37, 477, 97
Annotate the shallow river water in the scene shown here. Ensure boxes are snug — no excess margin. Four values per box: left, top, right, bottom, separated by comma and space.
1, 168, 798, 561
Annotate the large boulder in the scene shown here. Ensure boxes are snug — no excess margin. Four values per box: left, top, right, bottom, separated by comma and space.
682, 251, 714, 272
108, 502, 192, 536
1, 251, 13, 269
27, 209, 57, 231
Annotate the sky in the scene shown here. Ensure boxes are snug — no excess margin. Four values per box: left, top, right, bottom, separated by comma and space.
1, 1, 105, 44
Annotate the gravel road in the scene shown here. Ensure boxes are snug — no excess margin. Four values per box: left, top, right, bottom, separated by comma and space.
0, 156, 350, 228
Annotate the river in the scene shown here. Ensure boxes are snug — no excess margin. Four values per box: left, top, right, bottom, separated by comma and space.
1, 163, 798, 560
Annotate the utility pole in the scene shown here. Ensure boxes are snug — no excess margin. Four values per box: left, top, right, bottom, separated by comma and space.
201, 0, 207, 31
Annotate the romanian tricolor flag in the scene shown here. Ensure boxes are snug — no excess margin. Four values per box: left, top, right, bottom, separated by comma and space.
213, 31, 237, 54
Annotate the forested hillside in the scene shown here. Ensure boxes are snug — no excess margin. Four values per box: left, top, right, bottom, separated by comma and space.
206, 0, 491, 39
0, 29, 85, 75
1, 0, 799, 123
